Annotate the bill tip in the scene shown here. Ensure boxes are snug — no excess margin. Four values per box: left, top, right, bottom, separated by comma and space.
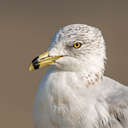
29, 63, 34, 71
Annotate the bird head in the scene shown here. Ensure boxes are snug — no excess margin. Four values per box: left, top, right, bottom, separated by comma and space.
29, 24, 106, 75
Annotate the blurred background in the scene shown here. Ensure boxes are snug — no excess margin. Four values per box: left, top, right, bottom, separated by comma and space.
0, 0, 128, 127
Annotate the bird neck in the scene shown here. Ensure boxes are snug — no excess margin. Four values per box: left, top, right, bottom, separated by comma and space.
52, 66, 104, 87
78, 70, 103, 86
78, 56, 105, 86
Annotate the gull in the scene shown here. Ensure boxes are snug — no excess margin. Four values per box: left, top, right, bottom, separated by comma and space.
29, 24, 128, 128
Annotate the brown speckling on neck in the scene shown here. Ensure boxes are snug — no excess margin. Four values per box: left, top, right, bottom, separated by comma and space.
82, 72, 103, 86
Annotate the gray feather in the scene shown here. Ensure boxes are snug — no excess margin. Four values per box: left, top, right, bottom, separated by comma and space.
99, 77, 128, 128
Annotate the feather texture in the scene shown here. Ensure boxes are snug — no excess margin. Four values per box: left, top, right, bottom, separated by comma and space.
33, 24, 128, 128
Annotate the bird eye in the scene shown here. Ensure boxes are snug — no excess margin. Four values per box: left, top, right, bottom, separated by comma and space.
73, 42, 82, 49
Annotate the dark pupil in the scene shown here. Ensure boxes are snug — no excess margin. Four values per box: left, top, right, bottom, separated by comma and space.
76, 43, 79, 46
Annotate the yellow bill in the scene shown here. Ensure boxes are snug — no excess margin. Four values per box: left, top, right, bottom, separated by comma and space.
29, 51, 62, 71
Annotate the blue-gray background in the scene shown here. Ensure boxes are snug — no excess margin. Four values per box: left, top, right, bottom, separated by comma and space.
0, 0, 128, 127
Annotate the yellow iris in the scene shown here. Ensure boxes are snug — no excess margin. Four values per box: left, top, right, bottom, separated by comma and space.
73, 42, 82, 48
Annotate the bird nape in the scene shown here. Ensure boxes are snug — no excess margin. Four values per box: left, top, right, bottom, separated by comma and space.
29, 24, 128, 128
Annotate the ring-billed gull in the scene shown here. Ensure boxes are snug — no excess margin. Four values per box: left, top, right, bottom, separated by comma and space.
29, 24, 128, 128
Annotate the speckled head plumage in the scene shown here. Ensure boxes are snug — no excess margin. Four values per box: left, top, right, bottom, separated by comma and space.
48, 24, 106, 74
49, 24, 105, 51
